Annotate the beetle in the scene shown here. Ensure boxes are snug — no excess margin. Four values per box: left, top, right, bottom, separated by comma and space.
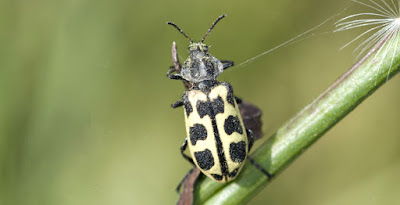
167, 14, 271, 183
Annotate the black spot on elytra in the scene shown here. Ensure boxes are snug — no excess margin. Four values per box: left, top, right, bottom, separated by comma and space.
194, 149, 214, 171
211, 96, 224, 114
189, 124, 207, 146
197, 96, 224, 118
224, 115, 243, 135
183, 94, 193, 117
230, 141, 246, 163
225, 84, 236, 107
211, 174, 223, 181
197, 101, 208, 118
228, 168, 239, 178
226, 93, 235, 107
184, 102, 193, 117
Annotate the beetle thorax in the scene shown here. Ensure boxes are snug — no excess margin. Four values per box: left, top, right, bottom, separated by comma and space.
180, 42, 224, 83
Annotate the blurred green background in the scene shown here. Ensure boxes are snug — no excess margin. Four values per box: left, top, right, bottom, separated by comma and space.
1, 0, 400, 204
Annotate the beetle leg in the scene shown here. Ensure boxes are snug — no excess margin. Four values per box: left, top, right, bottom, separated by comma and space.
167, 66, 184, 80
246, 129, 273, 179
176, 138, 196, 193
221, 60, 234, 70
234, 96, 242, 104
247, 157, 273, 179
246, 128, 255, 151
180, 138, 194, 165
172, 99, 184, 108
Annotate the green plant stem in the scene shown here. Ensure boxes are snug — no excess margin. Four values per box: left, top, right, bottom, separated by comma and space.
193, 36, 400, 204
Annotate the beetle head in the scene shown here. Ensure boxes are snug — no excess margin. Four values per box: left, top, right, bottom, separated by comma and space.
167, 14, 227, 84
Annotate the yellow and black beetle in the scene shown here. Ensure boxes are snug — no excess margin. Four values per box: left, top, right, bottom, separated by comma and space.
167, 14, 271, 184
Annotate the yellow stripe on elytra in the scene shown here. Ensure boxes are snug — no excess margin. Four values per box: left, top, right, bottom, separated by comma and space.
210, 85, 248, 174
184, 90, 222, 176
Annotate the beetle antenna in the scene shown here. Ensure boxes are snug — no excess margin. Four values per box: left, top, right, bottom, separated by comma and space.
167, 22, 193, 43
201, 14, 226, 43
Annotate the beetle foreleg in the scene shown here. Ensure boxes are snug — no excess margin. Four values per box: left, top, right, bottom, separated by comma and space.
221, 60, 234, 70
167, 66, 184, 80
